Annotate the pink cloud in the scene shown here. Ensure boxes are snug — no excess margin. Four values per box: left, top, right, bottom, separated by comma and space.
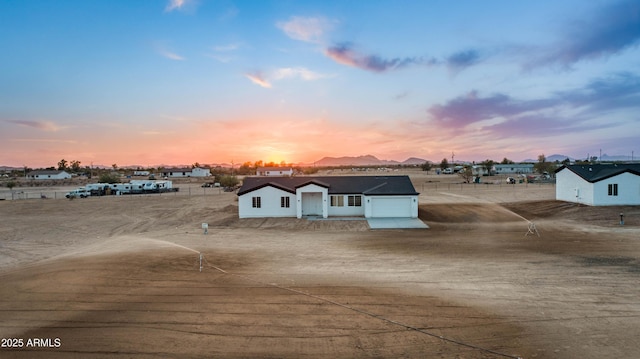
244, 73, 271, 88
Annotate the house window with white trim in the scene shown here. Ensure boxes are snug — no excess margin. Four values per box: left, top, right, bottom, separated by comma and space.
608, 184, 618, 196
252, 196, 262, 208
281, 196, 290, 208
331, 195, 344, 207
348, 195, 362, 207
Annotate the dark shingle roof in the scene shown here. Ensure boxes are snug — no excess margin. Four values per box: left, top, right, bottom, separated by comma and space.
556, 164, 640, 182
237, 175, 419, 196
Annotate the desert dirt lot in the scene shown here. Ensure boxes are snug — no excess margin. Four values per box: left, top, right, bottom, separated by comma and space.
1, 172, 639, 358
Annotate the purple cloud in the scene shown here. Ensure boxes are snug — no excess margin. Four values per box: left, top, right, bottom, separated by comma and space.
526, 0, 640, 68
428, 91, 552, 128
484, 113, 615, 139
558, 72, 640, 112
446, 49, 482, 72
426, 72, 640, 144
325, 43, 437, 73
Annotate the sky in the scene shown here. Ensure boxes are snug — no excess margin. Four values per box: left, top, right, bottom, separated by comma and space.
1, 0, 639, 168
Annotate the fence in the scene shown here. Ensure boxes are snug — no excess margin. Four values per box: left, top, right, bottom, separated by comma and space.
418, 180, 555, 192
0, 186, 232, 201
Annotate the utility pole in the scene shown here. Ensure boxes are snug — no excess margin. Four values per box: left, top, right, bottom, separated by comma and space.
451, 151, 455, 164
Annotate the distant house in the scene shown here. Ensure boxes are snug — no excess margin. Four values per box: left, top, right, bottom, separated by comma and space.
555, 164, 640, 206
26, 170, 72, 180
494, 164, 534, 175
256, 167, 293, 176
237, 175, 419, 219
161, 167, 211, 178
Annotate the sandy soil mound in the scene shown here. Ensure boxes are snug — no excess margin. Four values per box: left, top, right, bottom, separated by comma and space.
504, 200, 640, 227
419, 203, 525, 223
0, 246, 526, 359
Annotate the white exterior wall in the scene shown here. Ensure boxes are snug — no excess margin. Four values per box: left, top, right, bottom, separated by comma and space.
557, 170, 640, 206
364, 195, 418, 218
327, 194, 365, 217
191, 168, 211, 177
166, 171, 190, 178
556, 169, 594, 205
31, 171, 72, 180
265, 169, 292, 176
592, 173, 640, 205
238, 186, 297, 218
495, 164, 534, 174
295, 184, 328, 218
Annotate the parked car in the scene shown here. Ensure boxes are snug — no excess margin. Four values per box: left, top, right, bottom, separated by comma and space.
506, 177, 516, 184
65, 188, 89, 198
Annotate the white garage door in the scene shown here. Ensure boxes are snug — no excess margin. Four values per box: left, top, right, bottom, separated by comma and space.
370, 197, 412, 218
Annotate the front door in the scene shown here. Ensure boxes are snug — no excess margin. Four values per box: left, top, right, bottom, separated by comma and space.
301, 192, 322, 216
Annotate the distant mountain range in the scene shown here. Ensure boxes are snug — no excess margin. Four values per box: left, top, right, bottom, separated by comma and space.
522, 153, 637, 163
313, 155, 427, 166
3, 153, 637, 171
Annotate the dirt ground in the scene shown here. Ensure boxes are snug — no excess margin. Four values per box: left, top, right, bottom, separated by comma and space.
1, 172, 639, 358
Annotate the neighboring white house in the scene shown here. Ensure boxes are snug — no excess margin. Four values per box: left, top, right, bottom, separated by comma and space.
256, 167, 293, 176
494, 164, 534, 175
26, 170, 72, 180
555, 164, 640, 206
161, 167, 211, 178
237, 175, 419, 219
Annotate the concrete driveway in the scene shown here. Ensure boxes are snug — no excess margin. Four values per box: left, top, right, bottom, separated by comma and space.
367, 218, 429, 229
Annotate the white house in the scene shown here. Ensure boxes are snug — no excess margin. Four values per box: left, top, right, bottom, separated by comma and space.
555, 164, 640, 206
237, 175, 419, 219
256, 167, 293, 176
161, 167, 211, 178
494, 164, 534, 175
26, 170, 72, 180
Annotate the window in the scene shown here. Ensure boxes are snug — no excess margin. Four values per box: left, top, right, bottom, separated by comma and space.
331, 195, 344, 207
608, 184, 618, 196
281, 196, 290, 208
348, 195, 362, 207
252, 196, 261, 208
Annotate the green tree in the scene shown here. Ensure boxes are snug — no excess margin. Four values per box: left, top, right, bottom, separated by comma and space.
421, 161, 433, 172
70, 160, 81, 172
480, 159, 495, 176
219, 175, 239, 188
501, 157, 514, 164
57, 159, 68, 171
457, 166, 474, 183
440, 158, 449, 170
237, 162, 254, 175
6, 181, 17, 200
534, 154, 556, 174
99, 173, 120, 184
6, 181, 16, 190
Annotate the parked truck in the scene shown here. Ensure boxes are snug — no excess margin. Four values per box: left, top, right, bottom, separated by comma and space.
65, 188, 90, 198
